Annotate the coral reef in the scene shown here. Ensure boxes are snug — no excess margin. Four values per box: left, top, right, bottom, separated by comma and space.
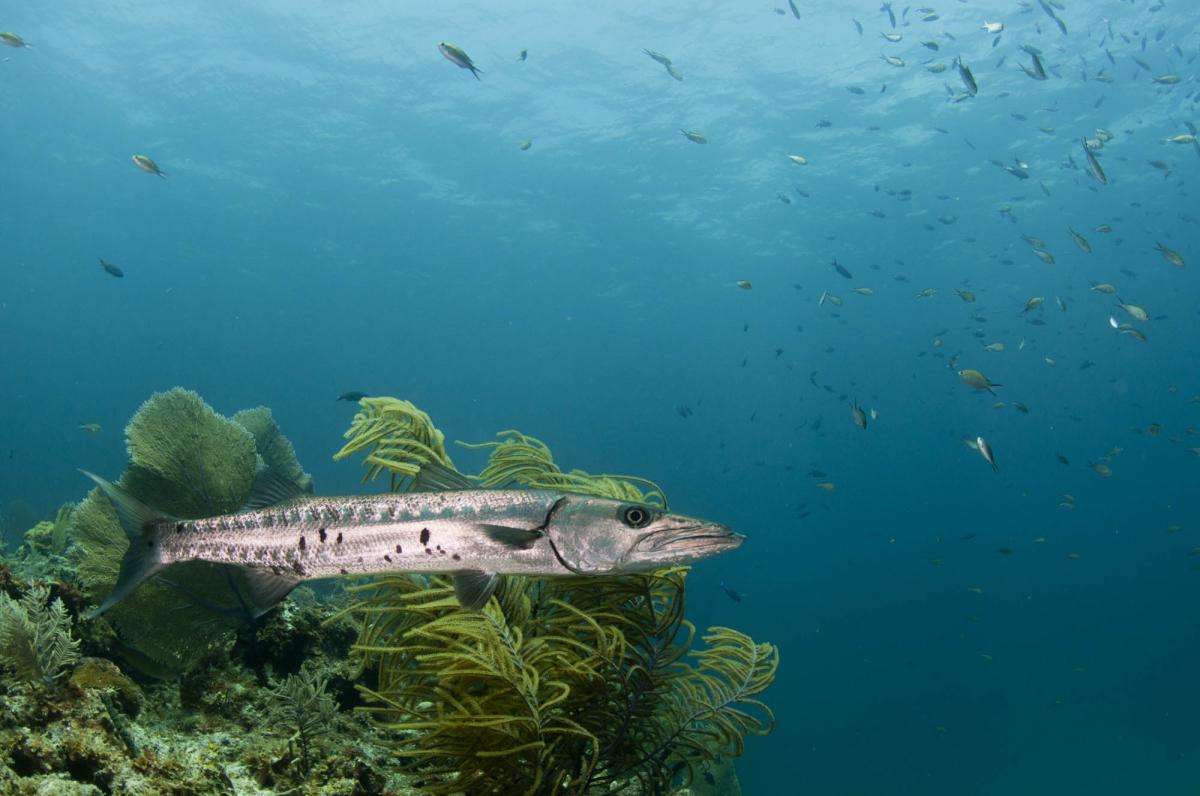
9, 503, 75, 583
0, 567, 417, 795
0, 389, 774, 795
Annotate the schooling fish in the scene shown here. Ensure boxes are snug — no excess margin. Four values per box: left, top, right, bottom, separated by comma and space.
955, 56, 978, 96
832, 259, 853, 279
851, 400, 868, 430
438, 42, 483, 79
959, 368, 1002, 394
719, 580, 743, 603
80, 463, 743, 615
0, 32, 31, 48
881, 2, 896, 29
1082, 139, 1107, 184
131, 154, 166, 178
99, 259, 124, 278
975, 436, 999, 471
337, 391, 369, 402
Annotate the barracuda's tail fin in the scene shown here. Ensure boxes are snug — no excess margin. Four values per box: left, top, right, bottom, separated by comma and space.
79, 470, 175, 616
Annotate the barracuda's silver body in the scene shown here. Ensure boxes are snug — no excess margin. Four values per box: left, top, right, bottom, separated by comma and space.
161, 490, 567, 579
81, 465, 744, 614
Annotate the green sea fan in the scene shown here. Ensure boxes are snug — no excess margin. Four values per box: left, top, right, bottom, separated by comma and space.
233, 406, 314, 493
67, 388, 305, 676
122, 387, 257, 517
0, 583, 81, 686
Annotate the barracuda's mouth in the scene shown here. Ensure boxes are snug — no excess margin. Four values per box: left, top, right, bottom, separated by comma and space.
631, 523, 745, 560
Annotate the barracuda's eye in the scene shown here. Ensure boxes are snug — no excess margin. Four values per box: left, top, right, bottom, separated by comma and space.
620, 505, 653, 529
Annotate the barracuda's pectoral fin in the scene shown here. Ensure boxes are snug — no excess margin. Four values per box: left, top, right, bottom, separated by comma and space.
412, 462, 475, 492
481, 525, 545, 549
241, 568, 303, 617
242, 468, 309, 510
453, 569, 500, 610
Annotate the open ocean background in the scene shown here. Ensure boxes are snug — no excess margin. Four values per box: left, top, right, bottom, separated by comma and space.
2, 1, 1199, 793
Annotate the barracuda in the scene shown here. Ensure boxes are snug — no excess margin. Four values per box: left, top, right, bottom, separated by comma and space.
81, 464, 743, 615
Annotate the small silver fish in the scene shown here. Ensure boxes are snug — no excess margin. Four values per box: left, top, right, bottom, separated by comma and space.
1082, 139, 1107, 184
976, 436, 998, 471
956, 57, 978, 95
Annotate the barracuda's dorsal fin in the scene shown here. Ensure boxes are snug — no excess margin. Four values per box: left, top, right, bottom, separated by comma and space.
242, 468, 309, 510
453, 569, 499, 610
412, 462, 475, 492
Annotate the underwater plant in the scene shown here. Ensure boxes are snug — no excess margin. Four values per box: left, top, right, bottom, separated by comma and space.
461, 430, 668, 506
67, 387, 311, 676
333, 396, 456, 489
0, 582, 81, 686
268, 664, 340, 776
233, 406, 314, 494
346, 570, 775, 795
334, 401, 777, 795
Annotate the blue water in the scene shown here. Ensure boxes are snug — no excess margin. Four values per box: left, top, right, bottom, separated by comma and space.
3, 1, 1199, 793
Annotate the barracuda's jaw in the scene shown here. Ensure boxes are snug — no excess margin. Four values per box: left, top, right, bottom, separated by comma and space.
624, 523, 745, 570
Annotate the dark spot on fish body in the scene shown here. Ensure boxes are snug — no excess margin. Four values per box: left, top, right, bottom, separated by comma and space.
452, 553, 461, 561
339, 568, 349, 575
420, 527, 431, 545
175, 522, 185, 534
291, 561, 306, 575
425, 548, 432, 555
318, 528, 327, 543
384, 554, 392, 563
395, 544, 402, 554
336, 532, 343, 544
298, 536, 306, 550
